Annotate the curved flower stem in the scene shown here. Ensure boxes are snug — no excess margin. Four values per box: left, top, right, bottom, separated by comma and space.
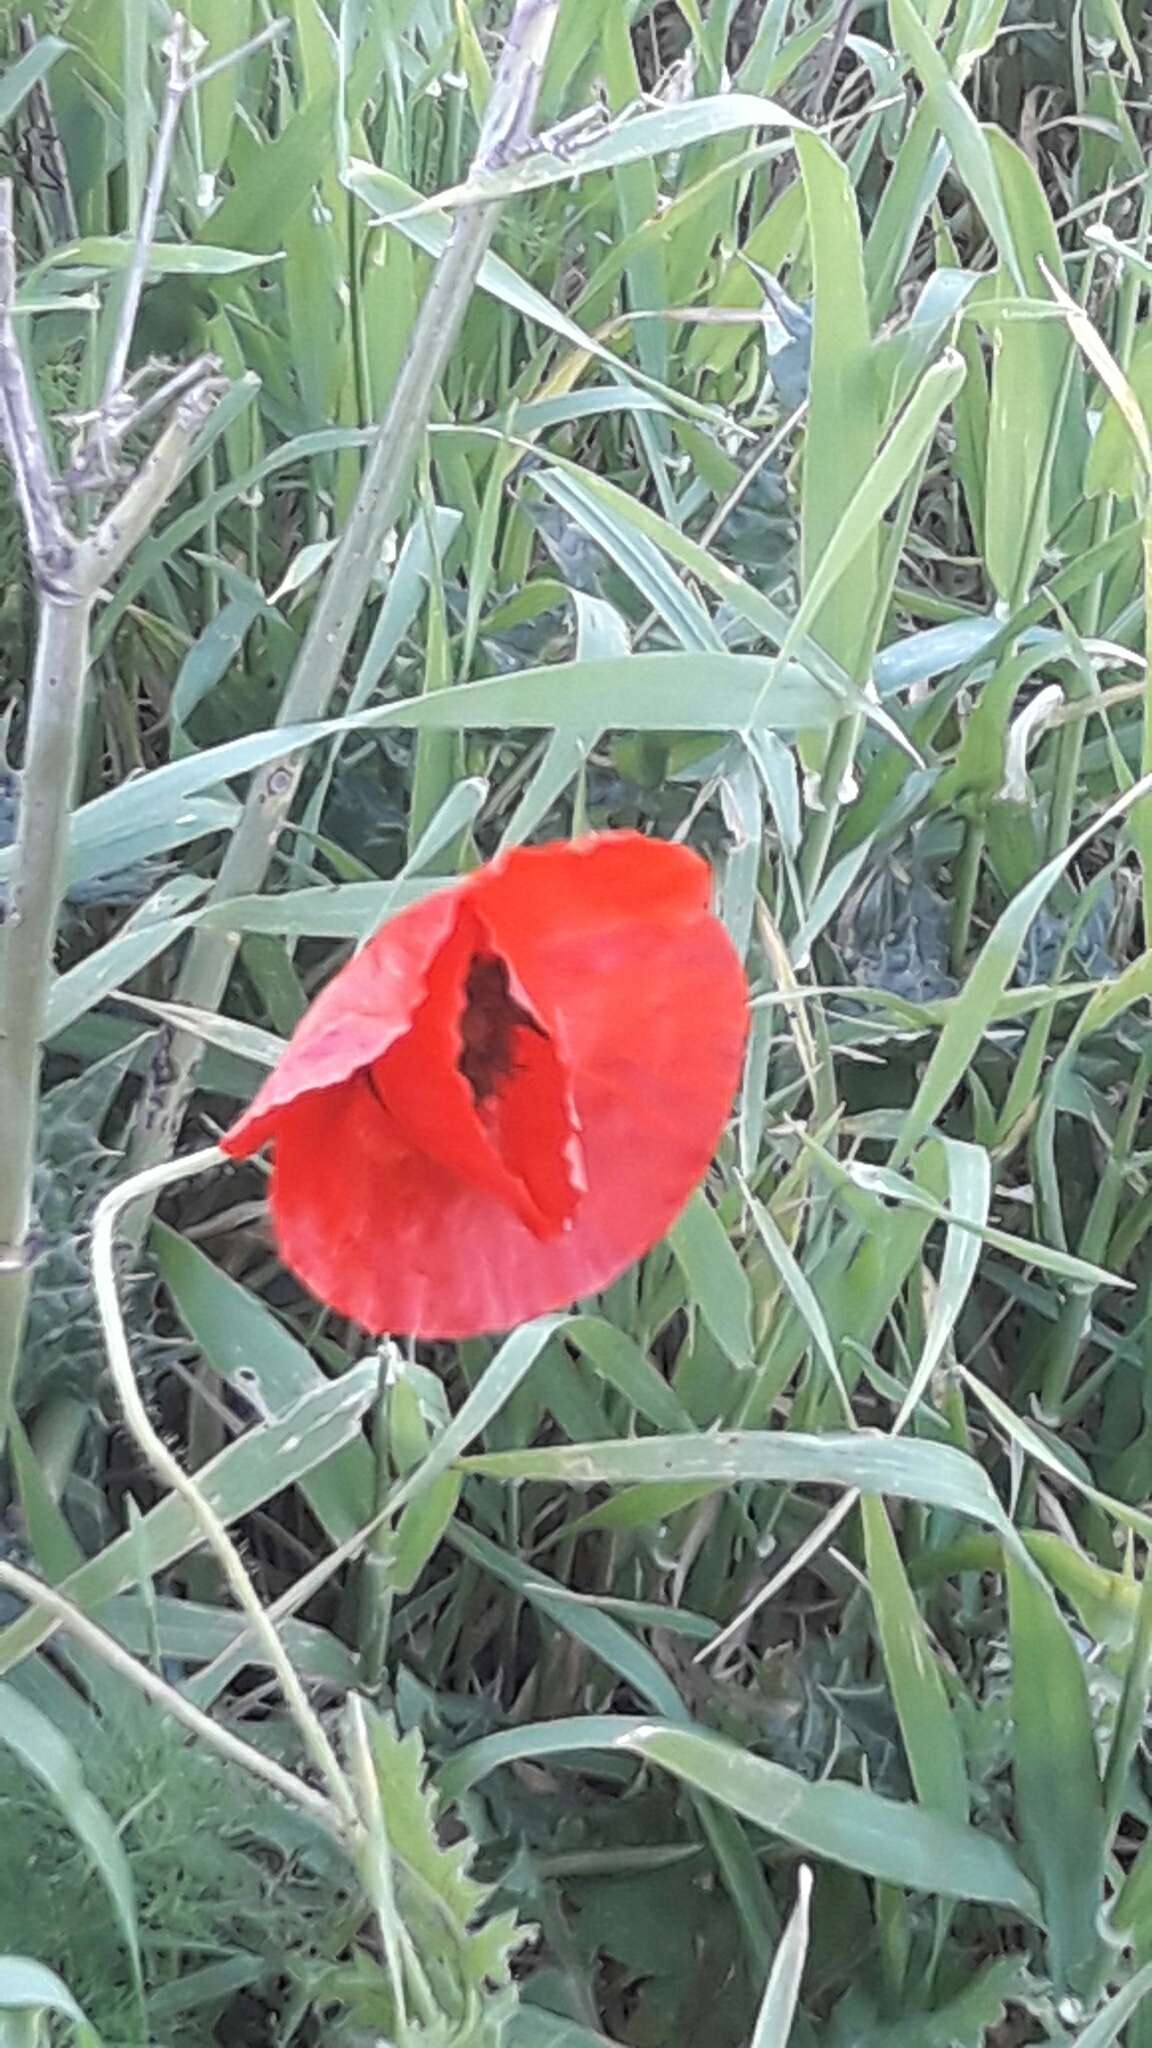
123, 0, 565, 1212
91, 1146, 359, 1833
192, 1493, 397, 1704
357, 1342, 402, 1692
0, 1557, 339, 1834
797, 711, 864, 904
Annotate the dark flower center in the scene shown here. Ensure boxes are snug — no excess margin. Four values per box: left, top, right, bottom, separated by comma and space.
458, 953, 545, 1103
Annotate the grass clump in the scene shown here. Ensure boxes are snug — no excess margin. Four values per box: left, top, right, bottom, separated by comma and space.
5, 0, 1152, 2043
0, 1695, 345, 2044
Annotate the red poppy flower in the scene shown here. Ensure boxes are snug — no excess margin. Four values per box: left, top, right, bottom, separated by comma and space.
221, 831, 748, 1338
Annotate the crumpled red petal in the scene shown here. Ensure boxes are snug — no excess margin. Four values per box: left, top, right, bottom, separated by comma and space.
369, 901, 584, 1239
222, 885, 460, 1157
221, 832, 748, 1338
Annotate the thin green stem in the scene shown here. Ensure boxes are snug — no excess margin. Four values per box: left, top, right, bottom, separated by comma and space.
1103, 1560, 1152, 1836
1046, 500, 1115, 860
797, 712, 863, 903
358, 1348, 398, 1693
949, 817, 985, 976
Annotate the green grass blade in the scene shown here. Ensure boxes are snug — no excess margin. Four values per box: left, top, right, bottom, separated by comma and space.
440, 1716, 1038, 1915
388, 1316, 573, 1516
668, 1191, 754, 1372
0, 1958, 103, 2044
861, 1498, 969, 1820
449, 1528, 686, 1720
533, 471, 724, 651
154, 1225, 375, 1538
0, 38, 69, 127
461, 1430, 1012, 1533
0, 1363, 381, 1678
749, 1867, 812, 2048
795, 129, 880, 677
0, 1685, 143, 2010
1007, 1548, 1107, 1996
892, 1138, 989, 1430
1065, 1964, 1152, 2048
893, 773, 1152, 1161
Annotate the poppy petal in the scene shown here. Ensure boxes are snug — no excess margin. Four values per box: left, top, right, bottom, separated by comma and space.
475, 1013, 589, 1236
221, 886, 460, 1157
221, 832, 697, 1158
475, 830, 710, 965
370, 904, 584, 1239
221, 832, 748, 1338
251, 897, 745, 1338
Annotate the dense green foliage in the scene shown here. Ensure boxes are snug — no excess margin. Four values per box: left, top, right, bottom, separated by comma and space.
4, 0, 1152, 2041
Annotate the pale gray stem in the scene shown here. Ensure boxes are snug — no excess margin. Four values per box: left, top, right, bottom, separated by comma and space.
99, 14, 198, 414
193, 12, 290, 88
0, 595, 92, 1447
0, 363, 223, 1449
0, 168, 226, 1447
82, 367, 227, 586
124, 0, 564, 1195
62, 353, 222, 489
98, 12, 292, 425
0, 182, 71, 580
0, 185, 88, 1449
